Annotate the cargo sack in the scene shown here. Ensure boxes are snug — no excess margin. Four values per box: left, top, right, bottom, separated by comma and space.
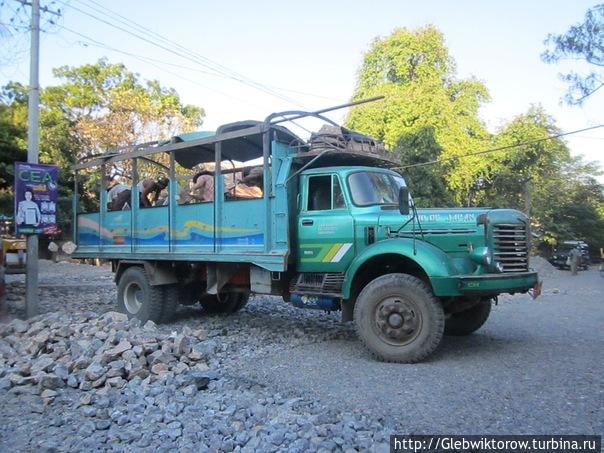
309, 125, 386, 154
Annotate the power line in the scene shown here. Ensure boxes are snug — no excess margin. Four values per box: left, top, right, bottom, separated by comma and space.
572, 135, 604, 140
58, 0, 308, 108
66, 0, 227, 79
58, 27, 316, 143
0, 20, 29, 31
78, 0, 257, 82
57, 2, 327, 132
58, 24, 262, 109
393, 124, 604, 170
58, 23, 341, 104
13, 0, 61, 16
1, 1, 63, 67
77, 0, 342, 103
77, 0, 324, 105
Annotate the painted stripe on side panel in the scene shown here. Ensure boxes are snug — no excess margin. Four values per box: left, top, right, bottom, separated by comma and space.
330, 243, 352, 262
323, 243, 342, 262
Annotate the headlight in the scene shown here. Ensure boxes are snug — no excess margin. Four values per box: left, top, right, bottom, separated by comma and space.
470, 246, 492, 267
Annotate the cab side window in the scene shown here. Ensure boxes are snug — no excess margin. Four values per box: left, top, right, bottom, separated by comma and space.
307, 175, 346, 211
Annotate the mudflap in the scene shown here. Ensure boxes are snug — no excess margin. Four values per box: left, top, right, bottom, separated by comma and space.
529, 280, 543, 299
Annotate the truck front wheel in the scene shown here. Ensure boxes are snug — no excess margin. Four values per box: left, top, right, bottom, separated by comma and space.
117, 266, 164, 324
353, 273, 444, 363
444, 299, 491, 336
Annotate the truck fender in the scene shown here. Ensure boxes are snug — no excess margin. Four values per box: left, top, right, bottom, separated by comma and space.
341, 238, 457, 299
114, 260, 178, 286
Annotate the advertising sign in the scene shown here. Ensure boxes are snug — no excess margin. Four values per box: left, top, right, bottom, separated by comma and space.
14, 162, 59, 235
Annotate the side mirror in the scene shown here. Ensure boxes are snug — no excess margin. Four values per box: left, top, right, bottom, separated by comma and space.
398, 186, 410, 215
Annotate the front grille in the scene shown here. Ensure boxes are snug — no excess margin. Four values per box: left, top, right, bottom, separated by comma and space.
492, 223, 529, 273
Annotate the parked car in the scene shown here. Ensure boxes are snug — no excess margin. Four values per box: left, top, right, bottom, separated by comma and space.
550, 241, 590, 270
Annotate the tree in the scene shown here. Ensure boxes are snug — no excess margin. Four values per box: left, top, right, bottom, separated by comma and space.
556, 175, 604, 253
45, 58, 205, 160
0, 87, 27, 189
0, 59, 205, 232
542, 4, 604, 104
0, 90, 27, 215
345, 26, 491, 204
475, 106, 569, 209
472, 106, 604, 251
346, 26, 604, 250
394, 126, 455, 207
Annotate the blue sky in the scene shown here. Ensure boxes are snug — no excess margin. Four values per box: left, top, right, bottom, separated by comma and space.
1, 0, 602, 173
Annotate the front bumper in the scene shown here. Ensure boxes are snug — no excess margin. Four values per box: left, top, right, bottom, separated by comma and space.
431, 271, 539, 297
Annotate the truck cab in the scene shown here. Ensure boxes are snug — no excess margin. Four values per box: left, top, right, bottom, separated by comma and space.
72, 102, 540, 363
295, 166, 536, 297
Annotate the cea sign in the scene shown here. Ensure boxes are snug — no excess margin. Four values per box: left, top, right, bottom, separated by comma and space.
14, 162, 59, 235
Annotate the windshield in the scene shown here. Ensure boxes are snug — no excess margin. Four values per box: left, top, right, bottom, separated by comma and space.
347, 171, 405, 206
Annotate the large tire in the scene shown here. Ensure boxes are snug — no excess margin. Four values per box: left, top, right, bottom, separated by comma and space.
200, 292, 249, 314
160, 285, 179, 323
177, 284, 201, 306
117, 266, 164, 324
444, 299, 492, 336
353, 273, 444, 363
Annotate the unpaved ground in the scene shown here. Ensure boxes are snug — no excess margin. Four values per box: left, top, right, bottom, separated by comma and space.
1, 259, 603, 452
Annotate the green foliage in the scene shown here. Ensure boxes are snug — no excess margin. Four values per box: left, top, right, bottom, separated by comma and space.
0, 59, 205, 234
453, 105, 604, 249
475, 107, 568, 208
348, 26, 604, 250
0, 88, 27, 215
542, 4, 604, 104
558, 177, 604, 250
46, 58, 205, 158
346, 26, 491, 204
0, 105, 27, 186
394, 127, 454, 207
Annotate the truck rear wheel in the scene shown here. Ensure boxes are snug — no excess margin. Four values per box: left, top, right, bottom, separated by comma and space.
117, 266, 165, 324
160, 285, 180, 323
200, 292, 249, 314
353, 273, 444, 363
444, 299, 491, 336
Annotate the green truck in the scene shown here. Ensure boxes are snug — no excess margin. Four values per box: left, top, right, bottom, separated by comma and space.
73, 100, 540, 363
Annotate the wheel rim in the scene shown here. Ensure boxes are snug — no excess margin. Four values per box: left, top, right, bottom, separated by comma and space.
124, 281, 144, 314
373, 296, 423, 346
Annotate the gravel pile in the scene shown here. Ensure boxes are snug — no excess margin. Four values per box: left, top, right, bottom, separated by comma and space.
0, 262, 391, 452
0, 311, 216, 398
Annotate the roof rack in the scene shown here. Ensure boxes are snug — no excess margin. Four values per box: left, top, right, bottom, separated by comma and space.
75, 96, 393, 170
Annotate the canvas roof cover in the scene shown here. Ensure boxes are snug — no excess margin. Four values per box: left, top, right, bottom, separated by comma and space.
171, 121, 303, 169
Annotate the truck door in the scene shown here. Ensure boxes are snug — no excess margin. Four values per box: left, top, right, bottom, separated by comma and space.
297, 174, 355, 272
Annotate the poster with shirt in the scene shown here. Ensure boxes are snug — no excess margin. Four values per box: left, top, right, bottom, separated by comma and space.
14, 162, 59, 235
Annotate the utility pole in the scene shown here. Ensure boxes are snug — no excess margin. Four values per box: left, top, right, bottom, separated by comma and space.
25, 0, 40, 318
17, 0, 60, 318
